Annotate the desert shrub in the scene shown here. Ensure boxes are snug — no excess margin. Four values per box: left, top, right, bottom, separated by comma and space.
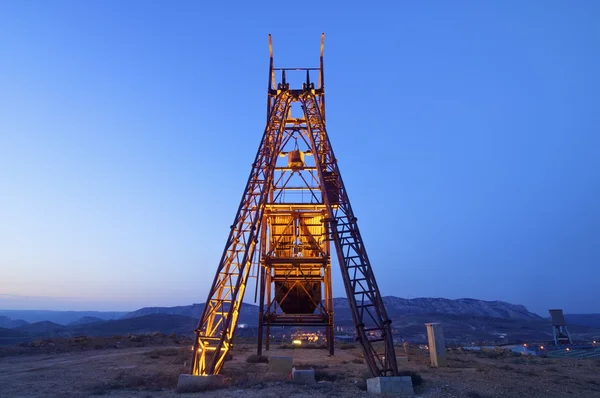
450, 356, 474, 364
497, 365, 515, 371
88, 370, 179, 394
475, 350, 502, 359
513, 368, 539, 377
467, 391, 488, 398
228, 371, 286, 388
246, 354, 269, 363
314, 369, 338, 382
128, 335, 142, 343
355, 380, 367, 391
510, 358, 528, 365
145, 348, 179, 358
229, 374, 253, 388
339, 343, 356, 350
397, 370, 423, 386
121, 372, 175, 389
71, 336, 88, 344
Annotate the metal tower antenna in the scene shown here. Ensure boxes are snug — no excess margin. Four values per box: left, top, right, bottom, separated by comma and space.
189, 34, 398, 378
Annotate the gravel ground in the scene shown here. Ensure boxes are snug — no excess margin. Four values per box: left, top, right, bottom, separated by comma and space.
1, 337, 599, 397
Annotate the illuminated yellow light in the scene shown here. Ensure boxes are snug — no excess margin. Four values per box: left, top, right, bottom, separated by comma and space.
197, 348, 202, 353
292, 339, 302, 346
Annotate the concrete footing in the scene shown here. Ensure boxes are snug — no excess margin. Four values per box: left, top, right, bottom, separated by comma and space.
176, 374, 225, 393
291, 367, 315, 384
367, 376, 414, 395
268, 356, 293, 374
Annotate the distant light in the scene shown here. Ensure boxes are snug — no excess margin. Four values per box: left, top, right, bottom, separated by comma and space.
292, 339, 302, 346
540, 346, 544, 350
594, 341, 597, 344
523, 343, 527, 347
566, 347, 570, 351
197, 348, 202, 353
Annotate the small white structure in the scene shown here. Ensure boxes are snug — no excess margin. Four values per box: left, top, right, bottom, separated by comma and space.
367, 376, 414, 395
291, 367, 315, 384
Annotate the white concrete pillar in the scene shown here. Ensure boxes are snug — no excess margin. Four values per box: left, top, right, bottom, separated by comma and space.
425, 323, 447, 367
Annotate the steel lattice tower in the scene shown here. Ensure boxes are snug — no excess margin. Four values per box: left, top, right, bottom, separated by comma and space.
190, 34, 398, 378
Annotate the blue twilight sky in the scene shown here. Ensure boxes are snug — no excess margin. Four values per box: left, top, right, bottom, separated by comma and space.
0, 1, 599, 315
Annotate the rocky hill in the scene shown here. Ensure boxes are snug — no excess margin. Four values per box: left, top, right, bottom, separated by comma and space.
2, 297, 597, 346
0, 316, 28, 329
332, 296, 541, 321
123, 303, 259, 322
68, 316, 104, 326
123, 296, 540, 322
0, 310, 126, 325
122, 304, 204, 319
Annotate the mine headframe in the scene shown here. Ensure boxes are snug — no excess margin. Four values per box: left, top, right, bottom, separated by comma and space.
549, 309, 573, 345
190, 34, 398, 378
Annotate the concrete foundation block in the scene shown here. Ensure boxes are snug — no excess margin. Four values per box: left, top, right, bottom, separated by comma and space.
176, 374, 225, 393
367, 376, 414, 395
268, 356, 293, 374
291, 367, 315, 384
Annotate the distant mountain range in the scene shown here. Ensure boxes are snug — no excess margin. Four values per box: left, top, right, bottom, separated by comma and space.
0, 310, 125, 325
122, 303, 257, 322
121, 297, 541, 322
0, 316, 29, 329
1, 297, 598, 346
334, 296, 542, 321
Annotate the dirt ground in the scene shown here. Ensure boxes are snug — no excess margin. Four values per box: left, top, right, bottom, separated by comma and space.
1, 337, 599, 397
